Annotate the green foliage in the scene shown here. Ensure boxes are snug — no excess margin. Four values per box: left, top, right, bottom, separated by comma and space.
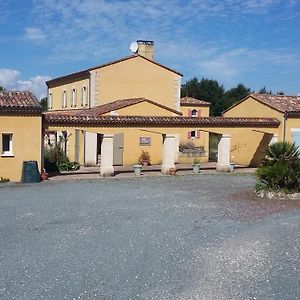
263, 141, 300, 164
0, 177, 10, 183
179, 141, 195, 151
181, 77, 250, 116
256, 142, 300, 192
0, 86, 4, 91
40, 97, 48, 112
209, 134, 221, 161
57, 161, 80, 172
193, 157, 200, 164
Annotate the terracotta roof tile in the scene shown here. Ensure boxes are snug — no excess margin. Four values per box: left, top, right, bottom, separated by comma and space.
251, 93, 300, 112
180, 97, 210, 106
0, 91, 41, 113
44, 112, 280, 128
223, 93, 300, 115
86, 98, 182, 116
46, 55, 183, 86
45, 98, 182, 116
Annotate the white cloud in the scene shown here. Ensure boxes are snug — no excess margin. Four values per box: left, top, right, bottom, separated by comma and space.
24, 27, 46, 43
0, 69, 50, 99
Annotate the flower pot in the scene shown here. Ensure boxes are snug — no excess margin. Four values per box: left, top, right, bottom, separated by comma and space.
41, 172, 49, 181
169, 167, 177, 176
192, 163, 200, 174
133, 164, 142, 176
229, 163, 235, 172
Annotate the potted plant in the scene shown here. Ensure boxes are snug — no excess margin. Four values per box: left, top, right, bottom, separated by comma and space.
169, 167, 177, 175
229, 156, 235, 172
133, 163, 142, 176
192, 157, 201, 174
41, 168, 49, 180
138, 150, 151, 166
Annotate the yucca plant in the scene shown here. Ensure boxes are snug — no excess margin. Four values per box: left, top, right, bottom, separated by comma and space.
263, 141, 300, 165
257, 141, 300, 192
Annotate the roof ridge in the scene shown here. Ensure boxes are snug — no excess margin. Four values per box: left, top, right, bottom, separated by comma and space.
46, 54, 182, 86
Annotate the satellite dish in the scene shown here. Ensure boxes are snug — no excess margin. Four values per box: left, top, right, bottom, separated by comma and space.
129, 41, 139, 53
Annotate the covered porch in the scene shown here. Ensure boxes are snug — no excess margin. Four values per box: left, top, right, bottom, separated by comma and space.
43, 113, 280, 176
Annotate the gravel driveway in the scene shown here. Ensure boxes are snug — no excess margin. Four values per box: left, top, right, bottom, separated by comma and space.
0, 174, 299, 299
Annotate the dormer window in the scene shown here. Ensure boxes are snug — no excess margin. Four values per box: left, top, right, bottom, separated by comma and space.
191, 109, 198, 117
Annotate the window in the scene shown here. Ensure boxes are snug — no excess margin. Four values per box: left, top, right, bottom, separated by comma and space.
191, 109, 198, 117
81, 86, 87, 106
72, 88, 77, 107
2, 134, 13, 156
188, 130, 200, 139
48, 92, 52, 109
62, 90, 67, 108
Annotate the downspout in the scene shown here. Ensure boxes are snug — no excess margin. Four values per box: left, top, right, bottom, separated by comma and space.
283, 111, 287, 142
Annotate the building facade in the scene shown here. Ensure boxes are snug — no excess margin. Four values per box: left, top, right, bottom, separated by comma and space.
0, 91, 42, 181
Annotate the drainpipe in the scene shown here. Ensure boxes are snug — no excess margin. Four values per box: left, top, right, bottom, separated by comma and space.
283, 111, 287, 142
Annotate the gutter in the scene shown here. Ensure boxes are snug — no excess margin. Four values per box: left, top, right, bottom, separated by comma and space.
283, 111, 287, 142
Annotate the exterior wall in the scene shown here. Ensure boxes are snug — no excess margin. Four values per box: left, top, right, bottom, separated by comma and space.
0, 115, 42, 182
91, 56, 181, 109
179, 106, 210, 163
222, 96, 285, 166
48, 76, 89, 111
103, 101, 178, 116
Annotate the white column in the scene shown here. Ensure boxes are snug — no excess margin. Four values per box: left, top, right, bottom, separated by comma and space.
85, 132, 97, 166
216, 134, 231, 172
174, 133, 180, 164
161, 134, 176, 174
100, 134, 114, 177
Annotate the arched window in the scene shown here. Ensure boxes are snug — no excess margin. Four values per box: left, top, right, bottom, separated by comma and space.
191, 109, 198, 117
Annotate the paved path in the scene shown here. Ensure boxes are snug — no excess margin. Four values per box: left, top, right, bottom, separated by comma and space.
48, 163, 257, 181
0, 174, 299, 299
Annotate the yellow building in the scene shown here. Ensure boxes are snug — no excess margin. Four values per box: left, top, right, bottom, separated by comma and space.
179, 97, 210, 163
0, 91, 42, 182
45, 40, 197, 167
222, 93, 300, 166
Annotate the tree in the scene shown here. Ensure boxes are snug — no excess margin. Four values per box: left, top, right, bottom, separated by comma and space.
40, 97, 48, 112
258, 86, 272, 94
181, 78, 251, 116
181, 77, 225, 115
218, 84, 251, 115
0, 86, 4, 91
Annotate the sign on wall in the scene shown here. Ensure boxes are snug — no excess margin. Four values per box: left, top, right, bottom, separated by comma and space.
139, 137, 151, 146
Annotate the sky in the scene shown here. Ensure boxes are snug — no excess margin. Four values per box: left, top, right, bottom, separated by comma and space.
0, 0, 300, 99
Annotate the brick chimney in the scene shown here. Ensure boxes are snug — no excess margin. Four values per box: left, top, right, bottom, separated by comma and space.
137, 40, 154, 60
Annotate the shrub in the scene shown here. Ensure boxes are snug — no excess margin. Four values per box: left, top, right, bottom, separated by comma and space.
256, 142, 300, 192
57, 161, 80, 172
0, 177, 10, 183
138, 151, 151, 165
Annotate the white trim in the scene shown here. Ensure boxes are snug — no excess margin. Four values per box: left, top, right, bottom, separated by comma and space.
291, 128, 300, 132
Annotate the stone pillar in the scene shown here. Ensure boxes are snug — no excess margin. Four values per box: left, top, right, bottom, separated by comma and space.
100, 134, 114, 177
174, 133, 180, 164
216, 134, 231, 172
161, 135, 176, 174
85, 132, 97, 166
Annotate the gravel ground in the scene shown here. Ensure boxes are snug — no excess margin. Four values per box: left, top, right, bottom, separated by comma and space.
0, 174, 299, 300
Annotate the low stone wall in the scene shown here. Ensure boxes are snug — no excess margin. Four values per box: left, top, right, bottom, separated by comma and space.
178, 150, 209, 164
256, 190, 300, 200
